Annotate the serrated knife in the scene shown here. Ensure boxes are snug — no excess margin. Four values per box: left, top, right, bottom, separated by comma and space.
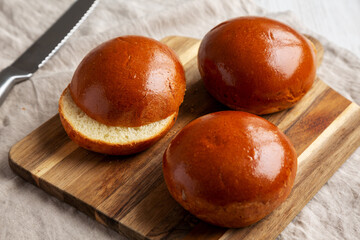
0, 0, 98, 106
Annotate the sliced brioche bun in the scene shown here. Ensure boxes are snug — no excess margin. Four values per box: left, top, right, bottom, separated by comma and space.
59, 87, 177, 155
198, 17, 316, 115
163, 111, 297, 228
59, 35, 185, 155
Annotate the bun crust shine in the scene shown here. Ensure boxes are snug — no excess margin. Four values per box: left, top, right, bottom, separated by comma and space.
70, 35, 185, 127
163, 111, 297, 227
198, 17, 316, 115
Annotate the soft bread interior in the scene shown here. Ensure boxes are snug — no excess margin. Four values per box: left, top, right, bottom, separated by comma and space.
60, 87, 176, 144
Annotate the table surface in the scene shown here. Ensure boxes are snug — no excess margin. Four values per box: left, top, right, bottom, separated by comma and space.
1, 1, 360, 240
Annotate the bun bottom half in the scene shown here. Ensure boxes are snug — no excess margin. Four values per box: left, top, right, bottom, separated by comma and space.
164, 177, 293, 228
59, 87, 177, 155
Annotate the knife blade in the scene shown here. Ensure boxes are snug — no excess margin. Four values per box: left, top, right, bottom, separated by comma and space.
0, 0, 98, 106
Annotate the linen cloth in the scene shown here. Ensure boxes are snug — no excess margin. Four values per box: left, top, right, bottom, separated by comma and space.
0, 0, 359, 239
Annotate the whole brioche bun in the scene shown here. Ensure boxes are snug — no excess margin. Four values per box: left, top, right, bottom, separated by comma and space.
163, 111, 297, 228
198, 17, 316, 115
70, 35, 185, 127
59, 35, 185, 155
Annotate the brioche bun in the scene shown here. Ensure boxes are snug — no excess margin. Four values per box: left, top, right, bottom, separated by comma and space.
163, 111, 297, 227
198, 17, 316, 115
59, 35, 185, 155
70, 35, 185, 127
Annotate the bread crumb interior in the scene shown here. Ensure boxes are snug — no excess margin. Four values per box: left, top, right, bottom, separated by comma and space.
60, 88, 174, 144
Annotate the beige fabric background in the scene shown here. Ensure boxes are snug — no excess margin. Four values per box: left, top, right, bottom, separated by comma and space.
0, 0, 359, 239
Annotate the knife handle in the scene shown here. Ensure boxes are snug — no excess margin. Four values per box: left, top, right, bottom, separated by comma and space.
0, 66, 32, 107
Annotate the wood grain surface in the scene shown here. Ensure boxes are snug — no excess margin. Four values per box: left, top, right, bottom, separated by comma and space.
9, 36, 360, 240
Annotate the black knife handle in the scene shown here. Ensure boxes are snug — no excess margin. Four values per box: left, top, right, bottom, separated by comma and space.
0, 66, 32, 107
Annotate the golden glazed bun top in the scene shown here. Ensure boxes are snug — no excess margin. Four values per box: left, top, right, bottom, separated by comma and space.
163, 111, 297, 227
69, 35, 186, 127
198, 17, 316, 115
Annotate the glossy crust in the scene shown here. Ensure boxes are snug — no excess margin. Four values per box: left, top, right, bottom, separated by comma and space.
163, 111, 297, 228
59, 88, 178, 155
70, 35, 185, 127
198, 17, 316, 115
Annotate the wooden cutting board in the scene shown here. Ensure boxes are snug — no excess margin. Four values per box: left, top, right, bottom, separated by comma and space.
9, 36, 360, 240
